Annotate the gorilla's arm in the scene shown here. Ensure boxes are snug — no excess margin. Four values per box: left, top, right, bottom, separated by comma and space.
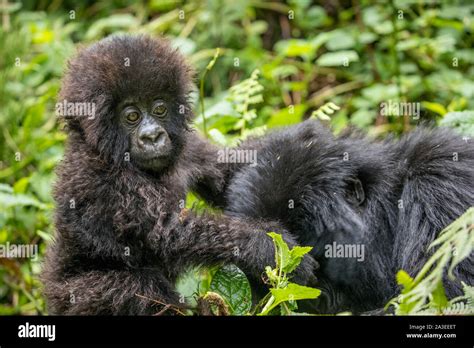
151, 211, 318, 285
45, 218, 317, 316
184, 131, 262, 208
182, 131, 228, 207
44, 161, 317, 316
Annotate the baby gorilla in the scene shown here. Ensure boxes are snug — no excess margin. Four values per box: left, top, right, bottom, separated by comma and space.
225, 120, 474, 313
41, 35, 317, 315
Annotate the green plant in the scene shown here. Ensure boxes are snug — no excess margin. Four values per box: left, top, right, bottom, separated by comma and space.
227, 69, 265, 138
256, 233, 321, 315
199, 48, 221, 138
2, 0, 474, 316
310, 102, 341, 121
204, 264, 252, 316
176, 232, 321, 316
439, 111, 474, 136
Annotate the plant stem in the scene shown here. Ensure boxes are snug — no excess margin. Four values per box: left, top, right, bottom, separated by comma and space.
277, 248, 283, 288
198, 48, 220, 138
282, 302, 291, 315
261, 295, 275, 314
199, 72, 208, 138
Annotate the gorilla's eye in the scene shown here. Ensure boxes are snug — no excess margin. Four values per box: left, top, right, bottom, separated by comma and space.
124, 109, 141, 124
152, 102, 167, 117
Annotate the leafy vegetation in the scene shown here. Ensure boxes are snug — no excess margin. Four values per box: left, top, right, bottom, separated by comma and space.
177, 233, 320, 316
1, 0, 473, 315
183, 213, 473, 316
257, 233, 320, 315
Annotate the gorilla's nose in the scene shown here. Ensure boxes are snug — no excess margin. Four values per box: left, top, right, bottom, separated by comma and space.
139, 128, 165, 146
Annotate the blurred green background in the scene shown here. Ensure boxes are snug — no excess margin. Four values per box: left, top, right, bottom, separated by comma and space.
0, 0, 473, 314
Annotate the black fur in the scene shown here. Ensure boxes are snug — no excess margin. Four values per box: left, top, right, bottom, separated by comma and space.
41, 35, 318, 315
225, 120, 474, 313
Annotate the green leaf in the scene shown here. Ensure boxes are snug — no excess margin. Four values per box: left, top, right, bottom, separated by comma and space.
440, 111, 474, 136
149, 0, 179, 11
447, 209, 474, 278
270, 65, 299, 79
175, 266, 215, 307
422, 101, 447, 116
325, 30, 355, 51
275, 39, 316, 60
398, 298, 419, 315
207, 128, 228, 146
261, 283, 321, 315
13, 177, 30, 194
310, 102, 340, 121
311, 32, 331, 52
396, 270, 415, 292
350, 108, 376, 129
36, 230, 54, 243
359, 32, 377, 44
85, 14, 139, 40
29, 172, 53, 203
210, 264, 252, 315
171, 37, 197, 56
462, 282, 474, 306
0, 192, 48, 210
205, 48, 220, 71
430, 281, 448, 311
317, 50, 358, 67
267, 232, 291, 270
362, 83, 399, 103
265, 266, 279, 284
267, 105, 306, 128
0, 184, 14, 193
284, 246, 313, 274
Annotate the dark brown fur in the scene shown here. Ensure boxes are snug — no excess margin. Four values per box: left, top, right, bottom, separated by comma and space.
41, 35, 317, 315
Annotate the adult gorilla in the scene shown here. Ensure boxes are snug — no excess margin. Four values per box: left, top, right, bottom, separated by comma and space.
225, 120, 474, 313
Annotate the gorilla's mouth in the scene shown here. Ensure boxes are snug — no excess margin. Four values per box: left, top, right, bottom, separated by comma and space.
130, 141, 174, 170
135, 155, 171, 171
130, 136, 182, 173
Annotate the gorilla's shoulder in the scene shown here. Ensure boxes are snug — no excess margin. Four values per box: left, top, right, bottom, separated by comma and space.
395, 126, 474, 177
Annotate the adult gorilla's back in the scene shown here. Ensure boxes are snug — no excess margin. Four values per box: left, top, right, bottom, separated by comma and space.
225, 120, 474, 313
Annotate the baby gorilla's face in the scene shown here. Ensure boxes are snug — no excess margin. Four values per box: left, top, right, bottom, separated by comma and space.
58, 35, 194, 171
119, 97, 174, 171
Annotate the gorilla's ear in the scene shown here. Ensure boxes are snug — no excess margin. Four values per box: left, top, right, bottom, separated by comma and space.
346, 177, 365, 206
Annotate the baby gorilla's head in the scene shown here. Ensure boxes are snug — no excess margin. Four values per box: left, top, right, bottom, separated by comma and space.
58, 35, 194, 172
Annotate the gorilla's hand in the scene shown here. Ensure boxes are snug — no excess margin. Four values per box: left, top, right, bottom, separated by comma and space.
291, 254, 319, 287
